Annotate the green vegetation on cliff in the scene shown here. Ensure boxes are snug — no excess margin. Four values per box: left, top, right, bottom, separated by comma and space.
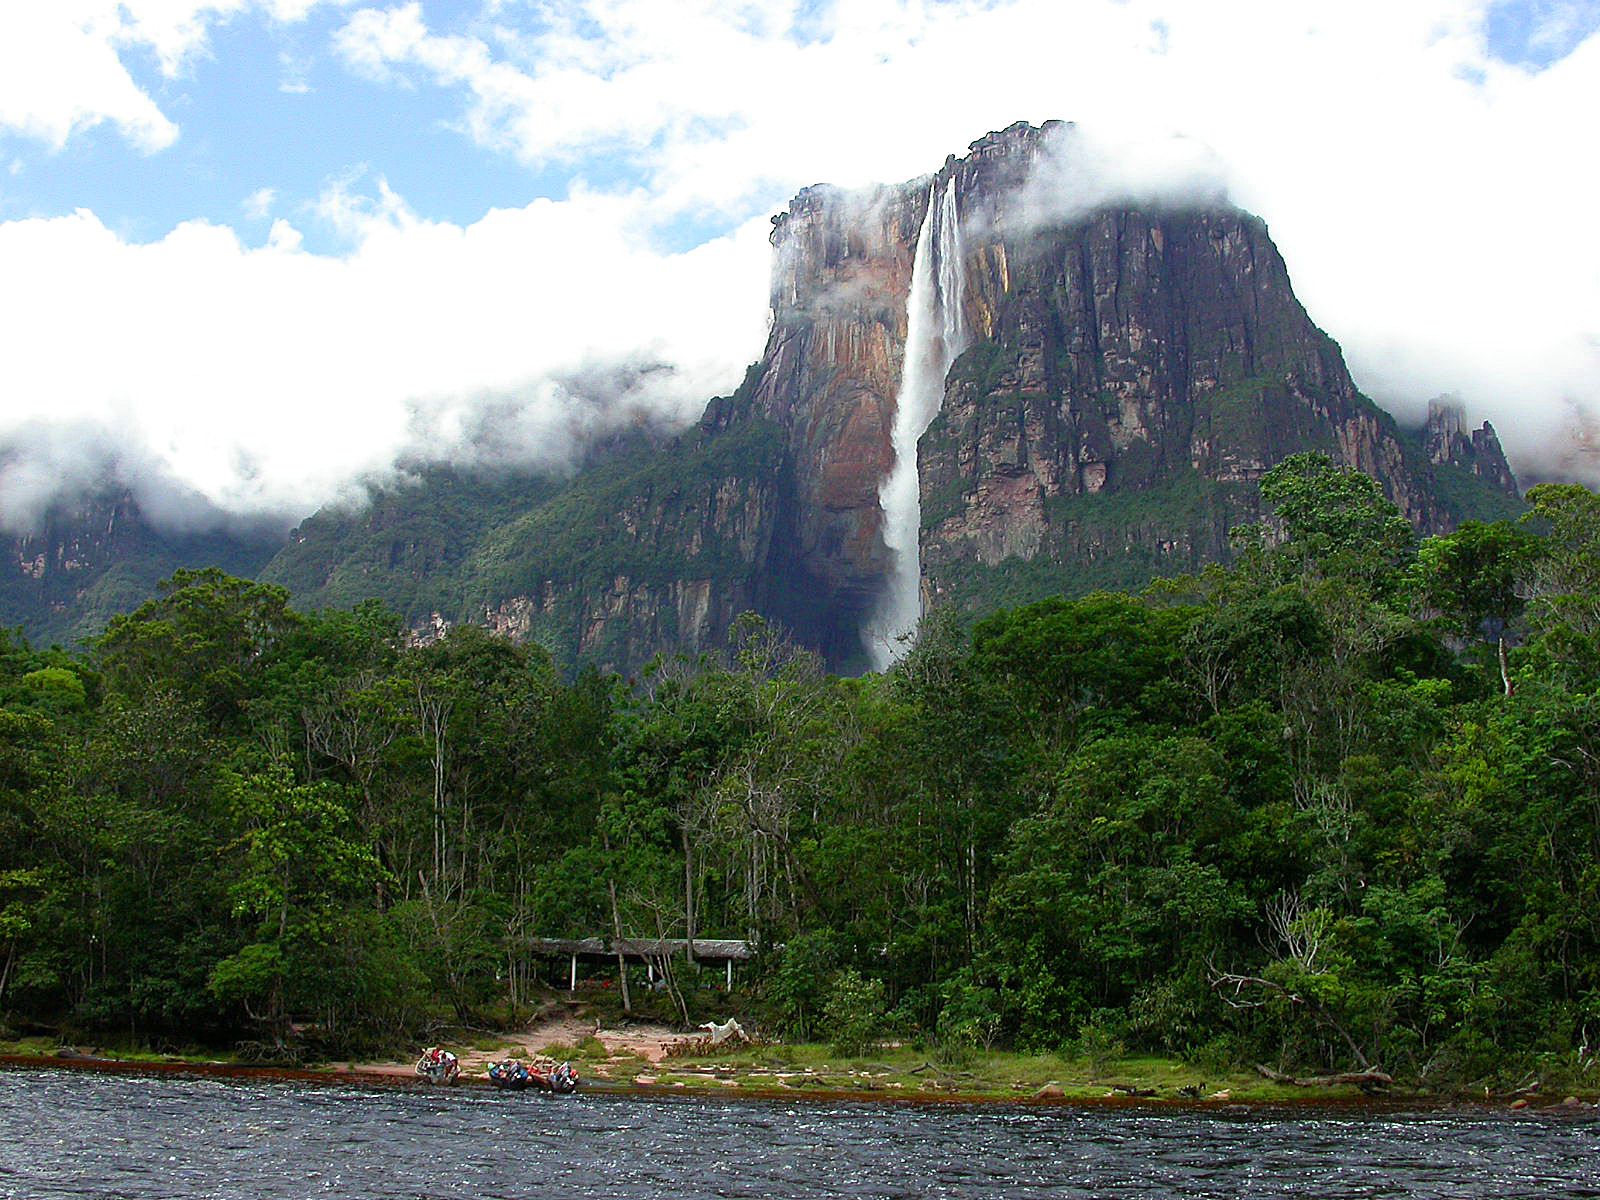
927, 469, 1258, 616
2, 508, 278, 649
255, 399, 786, 672
261, 467, 567, 618
919, 310, 1523, 643
467, 418, 784, 603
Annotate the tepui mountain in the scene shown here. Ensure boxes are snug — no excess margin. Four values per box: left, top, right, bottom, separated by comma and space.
6, 122, 1521, 667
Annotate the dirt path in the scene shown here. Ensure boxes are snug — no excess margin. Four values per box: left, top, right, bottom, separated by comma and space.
518, 1010, 688, 1065
336, 1009, 694, 1081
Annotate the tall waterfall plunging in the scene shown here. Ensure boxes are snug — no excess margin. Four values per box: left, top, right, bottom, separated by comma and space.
865, 178, 969, 670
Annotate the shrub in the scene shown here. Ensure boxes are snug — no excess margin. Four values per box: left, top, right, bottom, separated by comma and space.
934, 976, 1001, 1065
762, 932, 840, 1042
1074, 1021, 1126, 1078
822, 968, 886, 1058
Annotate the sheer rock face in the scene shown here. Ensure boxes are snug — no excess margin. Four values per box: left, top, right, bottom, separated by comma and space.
748, 121, 1519, 628
456, 121, 1523, 671
916, 189, 1441, 599
4, 492, 280, 645
748, 125, 1074, 633
456, 429, 788, 674
751, 182, 924, 640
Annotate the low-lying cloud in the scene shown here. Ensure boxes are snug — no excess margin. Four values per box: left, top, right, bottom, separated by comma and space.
1002, 122, 1234, 232
0, 419, 274, 539
0, 185, 772, 535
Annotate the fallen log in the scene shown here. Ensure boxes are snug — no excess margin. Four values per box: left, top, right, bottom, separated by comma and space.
1110, 1084, 1158, 1097
1255, 1064, 1394, 1091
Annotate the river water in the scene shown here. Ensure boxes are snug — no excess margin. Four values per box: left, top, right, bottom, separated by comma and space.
3, 1067, 1598, 1199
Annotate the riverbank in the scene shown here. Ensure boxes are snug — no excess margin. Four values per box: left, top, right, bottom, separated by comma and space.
6, 1019, 1596, 1110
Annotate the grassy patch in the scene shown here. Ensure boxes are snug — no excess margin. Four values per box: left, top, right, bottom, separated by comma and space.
633, 1041, 1326, 1102
0, 1037, 253, 1065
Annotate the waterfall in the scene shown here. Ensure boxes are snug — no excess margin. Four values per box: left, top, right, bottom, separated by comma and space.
864, 178, 968, 670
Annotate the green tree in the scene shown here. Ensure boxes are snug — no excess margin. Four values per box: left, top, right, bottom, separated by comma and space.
1260, 452, 1416, 587
1414, 520, 1537, 695
209, 768, 386, 1045
1521, 483, 1600, 680
96, 569, 300, 731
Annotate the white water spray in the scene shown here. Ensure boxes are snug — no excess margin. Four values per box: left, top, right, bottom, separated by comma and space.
865, 178, 968, 670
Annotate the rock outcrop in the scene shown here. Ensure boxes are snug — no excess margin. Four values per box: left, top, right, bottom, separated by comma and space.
1423, 397, 1519, 497
463, 425, 788, 672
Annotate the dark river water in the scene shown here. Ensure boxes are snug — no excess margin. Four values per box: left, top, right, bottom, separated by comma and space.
2, 1067, 1598, 1199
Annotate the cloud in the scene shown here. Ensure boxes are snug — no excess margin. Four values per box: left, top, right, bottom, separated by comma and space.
2, 0, 1598, 538
998, 122, 1233, 234
0, 4, 181, 152
0, 183, 771, 533
243, 187, 278, 219
278, 49, 315, 93
0, 419, 266, 538
0, 1, 344, 152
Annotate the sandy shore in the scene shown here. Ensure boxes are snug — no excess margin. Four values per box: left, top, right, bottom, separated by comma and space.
6, 1049, 1597, 1112
328, 1009, 695, 1082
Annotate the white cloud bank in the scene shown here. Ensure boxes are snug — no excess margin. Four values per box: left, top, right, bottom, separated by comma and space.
0, 188, 772, 531
1, 0, 1597, 534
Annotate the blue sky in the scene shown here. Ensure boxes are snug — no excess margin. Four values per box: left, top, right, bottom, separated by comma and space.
2, 1, 1589, 246
0, 0, 1597, 526
1, 5, 574, 250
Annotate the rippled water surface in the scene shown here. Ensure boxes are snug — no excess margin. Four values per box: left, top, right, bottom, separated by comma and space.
3, 1067, 1598, 1199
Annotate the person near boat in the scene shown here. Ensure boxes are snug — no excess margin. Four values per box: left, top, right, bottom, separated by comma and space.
486, 1057, 578, 1093
414, 1046, 460, 1085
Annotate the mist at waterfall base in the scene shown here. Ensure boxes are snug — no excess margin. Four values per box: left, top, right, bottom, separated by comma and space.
863, 179, 969, 670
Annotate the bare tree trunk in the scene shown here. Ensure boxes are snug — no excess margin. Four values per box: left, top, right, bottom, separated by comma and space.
412, 686, 451, 891
966, 834, 977, 956
646, 895, 692, 1027
601, 830, 632, 1016
1254, 1064, 1393, 1089
649, 951, 691, 1026
1499, 635, 1515, 697
1210, 964, 1373, 1071
682, 826, 696, 967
